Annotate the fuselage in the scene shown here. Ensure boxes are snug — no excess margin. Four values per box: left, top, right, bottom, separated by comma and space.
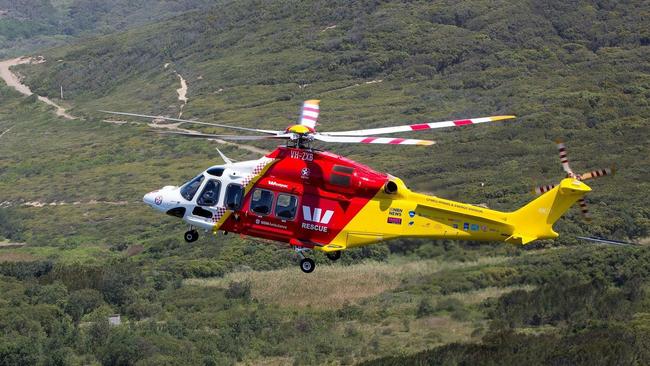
143, 146, 591, 251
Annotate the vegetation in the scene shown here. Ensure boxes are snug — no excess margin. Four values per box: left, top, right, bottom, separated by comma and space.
0, 0, 216, 57
0, 0, 648, 364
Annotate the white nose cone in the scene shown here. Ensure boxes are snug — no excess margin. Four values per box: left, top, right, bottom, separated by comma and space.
143, 191, 161, 208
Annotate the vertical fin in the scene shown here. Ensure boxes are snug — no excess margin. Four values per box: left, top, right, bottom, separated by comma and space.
507, 178, 591, 244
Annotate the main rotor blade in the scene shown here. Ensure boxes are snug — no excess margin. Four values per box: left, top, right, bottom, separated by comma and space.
576, 236, 639, 246
157, 131, 292, 141
299, 100, 320, 130
99, 110, 281, 135
314, 134, 435, 145
323, 115, 515, 136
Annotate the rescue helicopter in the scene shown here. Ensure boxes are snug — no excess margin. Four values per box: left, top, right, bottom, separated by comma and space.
102, 100, 613, 273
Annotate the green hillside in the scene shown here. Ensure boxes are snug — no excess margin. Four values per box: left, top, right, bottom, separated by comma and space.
16, 0, 650, 239
0, 0, 649, 364
0, 0, 217, 57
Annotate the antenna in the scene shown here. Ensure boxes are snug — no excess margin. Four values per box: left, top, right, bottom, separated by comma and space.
216, 148, 233, 165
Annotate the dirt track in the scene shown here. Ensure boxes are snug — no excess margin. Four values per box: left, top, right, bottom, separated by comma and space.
0, 57, 76, 119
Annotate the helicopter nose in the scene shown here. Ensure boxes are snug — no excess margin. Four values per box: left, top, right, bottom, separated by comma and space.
143, 191, 161, 207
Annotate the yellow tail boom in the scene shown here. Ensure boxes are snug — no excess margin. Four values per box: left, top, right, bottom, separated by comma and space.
324, 178, 591, 250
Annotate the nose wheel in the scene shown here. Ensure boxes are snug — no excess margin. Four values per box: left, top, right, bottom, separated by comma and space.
184, 229, 199, 243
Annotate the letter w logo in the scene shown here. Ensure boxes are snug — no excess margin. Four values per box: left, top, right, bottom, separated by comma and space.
302, 206, 334, 224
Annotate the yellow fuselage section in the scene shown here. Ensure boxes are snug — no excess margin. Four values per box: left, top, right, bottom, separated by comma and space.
322, 177, 590, 251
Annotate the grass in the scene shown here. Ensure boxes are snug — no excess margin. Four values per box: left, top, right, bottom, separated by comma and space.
186, 256, 509, 309
0, 251, 37, 262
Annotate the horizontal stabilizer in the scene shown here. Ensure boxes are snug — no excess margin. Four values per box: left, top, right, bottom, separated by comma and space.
505, 233, 537, 245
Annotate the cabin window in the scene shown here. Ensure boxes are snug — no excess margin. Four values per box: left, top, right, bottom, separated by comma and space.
330, 165, 354, 187
250, 189, 274, 215
206, 167, 224, 177
330, 173, 351, 187
275, 194, 298, 220
180, 175, 204, 201
224, 184, 244, 210
197, 180, 221, 206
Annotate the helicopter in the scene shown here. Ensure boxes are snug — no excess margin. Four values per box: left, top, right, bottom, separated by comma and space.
102, 100, 613, 273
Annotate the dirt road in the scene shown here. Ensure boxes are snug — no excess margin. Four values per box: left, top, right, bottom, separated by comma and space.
0, 57, 76, 119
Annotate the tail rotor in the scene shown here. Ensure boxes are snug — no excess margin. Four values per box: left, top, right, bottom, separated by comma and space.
533, 140, 615, 221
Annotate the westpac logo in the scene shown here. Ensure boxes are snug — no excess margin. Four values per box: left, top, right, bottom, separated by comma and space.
302, 206, 333, 224
302, 206, 333, 233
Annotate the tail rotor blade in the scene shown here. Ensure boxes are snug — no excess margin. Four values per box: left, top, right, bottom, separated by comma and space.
533, 184, 556, 195
580, 166, 615, 181
556, 139, 575, 177
578, 197, 591, 221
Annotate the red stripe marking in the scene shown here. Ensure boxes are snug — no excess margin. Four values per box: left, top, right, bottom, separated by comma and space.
389, 138, 406, 144
453, 119, 472, 126
302, 115, 317, 121
303, 107, 319, 113
361, 137, 376, 143
410, 124, 430, 130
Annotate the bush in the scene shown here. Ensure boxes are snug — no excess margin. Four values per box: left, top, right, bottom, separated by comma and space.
225, 280, 251, 301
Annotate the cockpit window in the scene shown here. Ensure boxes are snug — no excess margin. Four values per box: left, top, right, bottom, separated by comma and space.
197, 180, 221, 206
180, 175, 204, 201
275, 194, 298, 220
250, 189, 274, 215
225, 184, 244, 210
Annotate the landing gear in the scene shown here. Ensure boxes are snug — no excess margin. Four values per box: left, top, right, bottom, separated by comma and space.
294, 246, 316, 273
300, 258, 315, 273
184, 229, 199, 243
326, 251, 341, 261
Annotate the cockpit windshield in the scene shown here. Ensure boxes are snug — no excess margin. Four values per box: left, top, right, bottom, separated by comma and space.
180, 175, 205, 201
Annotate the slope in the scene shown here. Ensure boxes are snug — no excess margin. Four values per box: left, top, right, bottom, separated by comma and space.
10, 0, 649, 244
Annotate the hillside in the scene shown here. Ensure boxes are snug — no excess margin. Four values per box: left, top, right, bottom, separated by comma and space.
15, 0, 650, 239
0, 0, 217, 57
0, 0, 649, 364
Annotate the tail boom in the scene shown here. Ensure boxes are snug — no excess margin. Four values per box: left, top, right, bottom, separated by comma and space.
325, 178, 591, 249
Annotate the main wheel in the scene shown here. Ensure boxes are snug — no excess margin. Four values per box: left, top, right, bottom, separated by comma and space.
326, 251, 341, 261
300, 258, 315, 273
184, 230, 199, 243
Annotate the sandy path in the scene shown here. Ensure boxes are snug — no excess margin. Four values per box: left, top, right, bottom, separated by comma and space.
176, 73, 188, 118
0, 57, 76, 119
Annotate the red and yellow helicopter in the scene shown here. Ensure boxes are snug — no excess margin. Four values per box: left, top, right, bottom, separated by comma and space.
103, 101, 613, 273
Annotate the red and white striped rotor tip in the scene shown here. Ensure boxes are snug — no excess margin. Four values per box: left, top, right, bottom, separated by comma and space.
325, 115, 515, 136
299, 100, 320, 129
